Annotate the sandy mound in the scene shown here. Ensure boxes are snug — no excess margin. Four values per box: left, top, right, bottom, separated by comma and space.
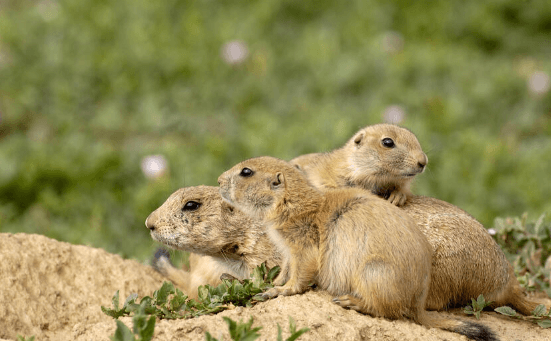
1, 233, 550, 341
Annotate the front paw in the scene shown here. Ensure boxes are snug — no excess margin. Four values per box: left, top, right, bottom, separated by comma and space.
388, 190, 407, 206
261, 285, 304, 300
261, 287, 283, 299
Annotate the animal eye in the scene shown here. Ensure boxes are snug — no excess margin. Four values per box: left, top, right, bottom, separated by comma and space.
239, 168, 254, 177
182, 201, 201, 211
381, 138, 395, 148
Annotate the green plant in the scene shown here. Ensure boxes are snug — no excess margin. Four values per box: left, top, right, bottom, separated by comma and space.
463, 294, 494, 319
205, 317, 262, 341
103, 264, 280, 339
16, 336, 35, 341
101, 281, 194, 320
204, 316, 310, 341
495, 304, 551, 328
277, 317, 310, 341
110, 303, 156, 341
491, 213, 551, 296
196, 263, 281, 308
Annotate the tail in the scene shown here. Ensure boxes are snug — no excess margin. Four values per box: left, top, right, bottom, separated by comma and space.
417, 310, 498, 341
492, 264, 547, 316
505, 285, 545, 316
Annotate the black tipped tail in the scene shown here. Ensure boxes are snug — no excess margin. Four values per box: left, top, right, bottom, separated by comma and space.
418, 311, 499, 341
458, 321, 499, 341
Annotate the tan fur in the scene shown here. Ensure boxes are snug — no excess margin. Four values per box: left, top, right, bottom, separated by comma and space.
402, 196, 542, 314
291, 124, 428, 206
292, 124, 544, 315
145, 185, 281, 299
218, 156, 496, 341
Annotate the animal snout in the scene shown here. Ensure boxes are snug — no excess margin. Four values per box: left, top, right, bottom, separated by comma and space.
145, 213, 156, 231
417, 153, 428, 171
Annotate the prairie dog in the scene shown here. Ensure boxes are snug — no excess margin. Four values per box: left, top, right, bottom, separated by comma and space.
218, 156, 496, 341
400, 196, 541, 313
293, 124, 544, 315
291, 124, 427, 206
145, 185, 281, 298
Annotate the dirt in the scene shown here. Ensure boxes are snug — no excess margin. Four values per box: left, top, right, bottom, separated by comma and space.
1, 233, 550, 341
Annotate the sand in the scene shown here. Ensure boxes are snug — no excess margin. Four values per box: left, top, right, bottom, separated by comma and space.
1, 233, 550, 341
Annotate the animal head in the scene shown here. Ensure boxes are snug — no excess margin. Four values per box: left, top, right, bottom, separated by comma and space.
145, 185, 257, 261
344, 124, 428, 188
218, 156, 312, 221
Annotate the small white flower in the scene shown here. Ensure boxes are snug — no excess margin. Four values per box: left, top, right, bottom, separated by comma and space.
37, 0, 59, 22
141, 155, 168, 179
382, 105, 406, 124
487, 228, 496, 236
528, 71, 550, 95
221, 40, 249, 65
381, 31, 404, 54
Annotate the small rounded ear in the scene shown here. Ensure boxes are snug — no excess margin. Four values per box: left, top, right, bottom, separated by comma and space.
271, 172, 284, 188
221, 201, 235, 215
353, 133, 364, 145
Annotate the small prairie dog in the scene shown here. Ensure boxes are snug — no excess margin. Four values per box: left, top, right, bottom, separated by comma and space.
145, 185, 281, 298
293, 124, 545, 315
218, 156, 496, 341
290, 124, 427, 206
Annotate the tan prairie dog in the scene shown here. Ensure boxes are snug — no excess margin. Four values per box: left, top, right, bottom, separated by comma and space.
291, 123, 428, 206
145, 185, 281, 298
293, 124, 544, 315
218, 156, 497, 341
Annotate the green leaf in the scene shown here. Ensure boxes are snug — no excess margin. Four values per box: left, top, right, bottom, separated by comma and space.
470, 298, 478, 309
113, 290, 121, 311
277, 323, 283, 341
155, 281, 175, 306
123, 294, 139, 310
198, 286, 209, 303
532, 304, 547, 317
16, 336, 35, 341
137, 315, 156, 341
285, 317, 310, 341
267, 266, 281, 283
170, 288, 188, 311
494, 306, 517, 317
204, 331, 219, 341
251, 266, 265, 288
223, 316, 261, 341
111, 320, 135, 341
537, 319, 551, 328
476, 294, 485, 308
533, 214, 546, 238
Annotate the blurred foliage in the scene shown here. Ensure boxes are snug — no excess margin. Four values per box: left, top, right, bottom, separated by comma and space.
0, 0, 550, 260
492, 214, 551, 296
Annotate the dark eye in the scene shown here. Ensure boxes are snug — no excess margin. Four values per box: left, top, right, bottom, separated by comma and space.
382, 138, 395, 148
182, 201, 201, 211
239, 168, 254, 177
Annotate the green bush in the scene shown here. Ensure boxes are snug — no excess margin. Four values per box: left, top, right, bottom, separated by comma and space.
0, 0, 550, 260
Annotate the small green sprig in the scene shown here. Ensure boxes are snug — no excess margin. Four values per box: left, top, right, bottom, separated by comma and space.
16, 336, 35, 341
495, 304, 551, 328
464, 294, 494, 319
204, 316, 310, 341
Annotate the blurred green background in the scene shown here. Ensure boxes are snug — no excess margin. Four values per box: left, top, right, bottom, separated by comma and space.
1, 0, 550, 261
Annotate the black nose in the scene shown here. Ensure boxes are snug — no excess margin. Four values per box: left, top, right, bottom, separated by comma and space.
145, 218, 155, 231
